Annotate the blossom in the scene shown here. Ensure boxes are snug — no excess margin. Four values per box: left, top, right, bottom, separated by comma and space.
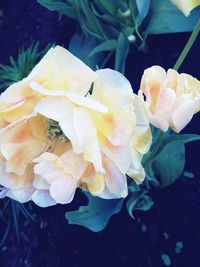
139, 65, 200, 132
170, 0, 200, 16
0, 46, 152, 207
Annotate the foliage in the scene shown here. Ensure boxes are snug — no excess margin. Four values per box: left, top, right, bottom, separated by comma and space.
66, 192, 123, 232
0, 42, 51, 90
0, 199, 36, 246
37, 0, 200, 72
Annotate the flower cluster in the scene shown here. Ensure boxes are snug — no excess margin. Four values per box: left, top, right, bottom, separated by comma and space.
0, 46, 199, 207
0, 46, 152, 207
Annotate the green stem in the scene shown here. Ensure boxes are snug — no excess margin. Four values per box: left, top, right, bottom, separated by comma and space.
173, 19, 200, 71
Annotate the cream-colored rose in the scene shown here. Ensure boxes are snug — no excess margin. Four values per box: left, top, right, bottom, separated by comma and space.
170, 0, 200, 16
0, 47, 152, 206
139, 66, 200, 133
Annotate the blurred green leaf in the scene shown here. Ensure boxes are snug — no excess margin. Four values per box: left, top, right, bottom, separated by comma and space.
88, 39, 117, 57
66, 192, 123, 232
98, 0, 117, 15
115, 32, 130, 73
146, 0, 200, 34
127, 191, 153, 218
0, 42, 51, 90
79, 0, 106, 39
135, 0, 150, 25
36, 0, 76, 18
162, 134, 200, 147
144, 133, 200, 188
153, 140, 185, 188
68, 33, 104, 69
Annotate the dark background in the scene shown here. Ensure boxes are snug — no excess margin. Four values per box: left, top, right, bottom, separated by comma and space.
0, 1, 200, 267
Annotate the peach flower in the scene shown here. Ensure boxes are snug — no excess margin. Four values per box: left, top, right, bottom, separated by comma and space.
139, 66, 200, 133
0, 46, 152, 206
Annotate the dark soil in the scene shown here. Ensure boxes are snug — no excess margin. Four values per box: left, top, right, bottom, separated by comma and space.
0, 1, 200, 267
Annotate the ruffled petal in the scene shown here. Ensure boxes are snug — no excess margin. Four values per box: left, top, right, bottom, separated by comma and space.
32, 190, 57, 207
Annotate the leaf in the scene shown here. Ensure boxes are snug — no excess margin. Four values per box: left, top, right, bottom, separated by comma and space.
37, 0, 76, 19
115, 32, 130, 73
135, 0, 150, 25
98, 0, 118, 15
66, 193, 123, 232
153, 140, 185, 188
68, 33, 104, 69
126, 192, 153, 218
145, 0, 200, 34
79, 0, 106, 39
0, 42, 51, 90
88, 39, 117, 57
162, 134, 200, 147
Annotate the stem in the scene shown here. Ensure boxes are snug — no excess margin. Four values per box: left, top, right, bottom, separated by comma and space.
173, 19, 200, 71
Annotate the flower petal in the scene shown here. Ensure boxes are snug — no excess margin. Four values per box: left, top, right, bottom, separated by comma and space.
103, 156, 128, 198
73, 108, 103, 172
172, 96, 195, 132
30, 45, 97, 95
32, 189, 57, 207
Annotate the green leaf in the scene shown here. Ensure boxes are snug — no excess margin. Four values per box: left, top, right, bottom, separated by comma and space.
135, 0, 150, 25
145, 0, 200, 34
79, 0, 106, 39
66, 193, 123, 232
0, 42, 51, 90
68, 33, 104, 69
153, 140, 185, 188
98, 0, 117, 15
127, 192, 153, 218
162, 134, 200, 147
115, 32, 130, 73
88, 39, 117, 57
37, 0, 76, 19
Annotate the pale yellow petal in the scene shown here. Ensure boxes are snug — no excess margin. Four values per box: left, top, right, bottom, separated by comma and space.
87, 173, 105, 195
170, 0, 200, 16
29, 45, 97, 94
73, 108, 104, 172
131, 96, 152, 154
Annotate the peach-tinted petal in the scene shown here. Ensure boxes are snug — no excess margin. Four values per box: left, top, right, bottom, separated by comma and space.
34, 150, 88, 204
99, 133, 132, 174
0, 116, 48, 175
103, 156, 127, 198
50, 175, 77, 204
171, 96, 195, 132
140, 66, 166, 110
155, 87, 176, 115
92, 69, 136, 146
0, 83, 39, 122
